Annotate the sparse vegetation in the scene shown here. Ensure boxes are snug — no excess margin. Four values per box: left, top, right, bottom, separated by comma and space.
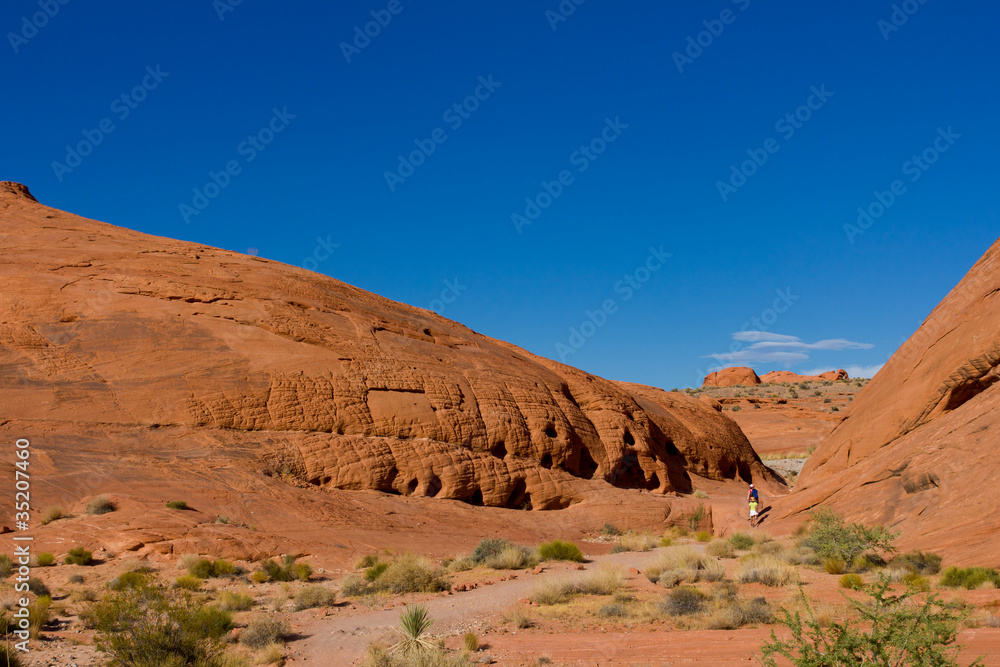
729, 533, 756, 550
40, 506, 64, 525
537, 540, 584, 563
501, 606, 532, 629
190, 558, 238, 579
462, 632, 479, 652
356, 554, 380, 569
611, 532, 659, 554
890, 550, 942, 575
240, 615, 290, 650
574, 563, 625, 596
218, 590, 255, 612
86, 495, 116, 515
694, 530, 713, 543
761, 578, 981, 667
705, 539, 736, 559
601, 523, 622, 537
65, 547, 93, 566
839, 573, 864, 590
293, 585, 336, 611
35, 552, 55, 567
27, 577, 50, 597
803, 507, 897, 564
0, 554, 13, 578
660, 586, 706, 616
166, 500, 190, 510
174, 575, 202, 590
940, 566, 1000, 590
737, 555, 799, 587
392, 604, 435, 656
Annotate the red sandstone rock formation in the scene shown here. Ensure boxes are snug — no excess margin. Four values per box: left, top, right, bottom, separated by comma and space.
702, 367, 761, 387
780, 237, 1000, 565
759, 369, 850, 383
0, 182, 775, 516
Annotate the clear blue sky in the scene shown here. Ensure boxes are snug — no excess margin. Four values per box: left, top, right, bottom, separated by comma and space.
3, 0, 997, 388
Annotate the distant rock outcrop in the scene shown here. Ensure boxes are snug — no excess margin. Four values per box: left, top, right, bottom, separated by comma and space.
780, 237, 1000, 565
702, 367, 761, 387
0, 183, 776, 516
760, 369, 850, 383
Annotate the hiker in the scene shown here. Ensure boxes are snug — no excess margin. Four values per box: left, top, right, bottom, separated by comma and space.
747, 483, 760, 526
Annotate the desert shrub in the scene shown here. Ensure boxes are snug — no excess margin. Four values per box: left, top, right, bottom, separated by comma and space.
291, 562, 313, 581
392, 604, 435, 656
737, 555, 799, 587
660, 586, 706, 616
69, 574, 85, 584
693, 489, 710, 499
0, 555, 13, 578
40, 506, 63, 525
823, 558, 847, 575
0, 645, 23, 667
249, 570, 269, 584
27, 577, 50, 597
35, 552, 55, 567
530, 578, 575, 605
601, 523, 622, 537
65, 547, 93, 566
340, 574, 369, 597
365, 561, 389, 581
470, 537, 514, 565
709, 596, 773, 629
27, 595, 50, 639
694, 530, 713, 543
538, 540, 584, 563
706, 539, 736, 559
501, 606, 532, 628
86, 495, 116, 515
240, 615, 290, 650
217, 590, 254, 612
840, 573, 864, 590
360, 643, 471, 667
890, 550, 942, 575
803, 507, 897, 564
852, 553, 887, 572
753, 541, 786, 558
643, 547, 704, 583
761, 578, 978, 667
940, 566, 1000, 590
108, 572, 148, 592
174, 575, 202, 591
729, 533, 756, 550
485, 544, 534, 570
598, 602, 630, 618
613, 532, 660, 553
376, 554, 449, 594
786, 546, 820, 566
574, 564, 625, 596
166, 500, 189, 510
903, 572, 930, 591
463, 632, 479, 652
356, 554, 380, 569
189, 558, 237, 579
90, 583, 234, 665
293, 585, 336, 611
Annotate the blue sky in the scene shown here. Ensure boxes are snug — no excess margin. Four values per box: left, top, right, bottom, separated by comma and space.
3, 0, 997, 388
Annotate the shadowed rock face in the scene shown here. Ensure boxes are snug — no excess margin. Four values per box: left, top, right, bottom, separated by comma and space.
0, 183, 774, 511
782, 237, 1000, 565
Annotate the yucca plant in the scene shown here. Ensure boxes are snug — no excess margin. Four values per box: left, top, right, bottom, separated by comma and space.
391, 604, 434, 656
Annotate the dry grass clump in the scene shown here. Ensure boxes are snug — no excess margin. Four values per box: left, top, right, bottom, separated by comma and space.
659, 586, 706, 616
705, 539, 735, 559
644, 547, 724, 587
736, 555, 799, 587
707, 596, 773, 629
484, 544, 536, 570
342, 554, 450, 596
574, 564, 626, 596
728, 533, 756, 550
822, 557, 847, 574
752, 540, 786, 558
501, 605, 532, 628
694, 531, 713, 543
40, 506, 64, 526
86, 495, 116, 515
240, 616, 290, 650
785, 546, 820, 566
529, 578, 575, 605
611, 532, 660, 554
218, 589, 255, 611
293, 585, 336, 610
839, 573, 864, 590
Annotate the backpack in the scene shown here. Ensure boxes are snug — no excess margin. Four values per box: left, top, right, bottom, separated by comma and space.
750, 488, 758, 501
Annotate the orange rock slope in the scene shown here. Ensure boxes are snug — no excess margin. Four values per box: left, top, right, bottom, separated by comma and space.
0, 182, 774, 520
759, 369, 849, 383
702, 367, 761, 387
782, 236, 1000, 565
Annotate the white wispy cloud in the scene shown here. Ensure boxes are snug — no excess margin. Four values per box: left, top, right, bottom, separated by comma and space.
703, 333, 875, 371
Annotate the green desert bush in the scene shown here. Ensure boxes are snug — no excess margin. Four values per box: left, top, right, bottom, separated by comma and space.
761, 578, 978, 667
484, 543, 535, 570
462, 632, 479, 652
940, 566, 1000, 590
705, 539, 736, 559
601, 523, 622, 537
597, 602, 630, 618
39, 506, 63, 526
376, 554, 450, 594
217, 590, 255, 612
174, 575, 202, 591
708, 596, 773, 629
356, 554, 380, 569
0, 554, 13, 578
840, 573, 864, 590
27, 577, 50, 597
470, 537, 513, 565
737, 555, 799, 587
189, 558, 237, 579
391, 604, 435, 656
823, 558, 847, 575
166, 500, 189, 510
89, 582, 234, 666
803, 507, 897, 564
339, 573, 369, 597
729, 533, 756, 550
65, 547, 93, 566
293, 585, 336, 610
530, 578, 575, 606
35, 552, 55, 567
694, 530, 713, 543
86, 495, 116, 515
574, 563, 625, 596
108, 571, 148, 592
537, 540, 584, 563
365, 561, 389, 581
